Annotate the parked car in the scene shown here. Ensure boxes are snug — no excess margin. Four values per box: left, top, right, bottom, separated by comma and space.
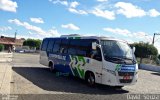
15, 46, 36, 53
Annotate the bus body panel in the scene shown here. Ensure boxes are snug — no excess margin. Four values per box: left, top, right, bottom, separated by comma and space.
102, 61, 138, 86
40, 51, 48, 66
85, 58, 103, 84
39, 36, 138, 86
47, 52, 103, 83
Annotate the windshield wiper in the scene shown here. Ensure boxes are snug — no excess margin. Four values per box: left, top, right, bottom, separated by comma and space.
110, 56, 124, 60
105, 56, 136, 64
105, 56, 125, 63
122, 57, 137, 64
122, 57, 133, 60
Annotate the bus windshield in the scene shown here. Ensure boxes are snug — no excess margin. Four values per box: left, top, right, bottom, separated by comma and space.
101, 40, 135, 64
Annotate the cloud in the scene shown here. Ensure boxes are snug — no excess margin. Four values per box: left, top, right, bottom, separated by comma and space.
103, 27, 153, 43
133, 32, 147, 37
8, 19, 23, 26
70, 1, 79, 8
61, 23, 80, 30
91, 8, 115, 20
0, 0, 18, 12
68, 1, 88, 15
49, 0, 88, 15
102, 27, 160, 53
114, 2, 160, 18
0, 26, 12, 31
97, 0, 108, 2
103, 27, 132, 36
50, 1, 160, 19
68, 8, 88, 15
47, 28, 60, 37
125, 39, 134, 44
115, 2, 146, 18
132, 32, 153, 42
49, 0, 68, 6
8, 19, 60, 37
28, 31, 34, 35
0, 33, 9, 37
30, 17, 44, 24
8, 19, 45, 35
148, 9, 160, 17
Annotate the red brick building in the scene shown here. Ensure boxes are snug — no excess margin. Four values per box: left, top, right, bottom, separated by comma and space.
0, 36, 25, 50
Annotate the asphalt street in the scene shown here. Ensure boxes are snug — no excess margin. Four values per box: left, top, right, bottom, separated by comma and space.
9, 53, 160, 100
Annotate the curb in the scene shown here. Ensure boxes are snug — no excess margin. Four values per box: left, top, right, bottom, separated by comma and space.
0, 63, 12, 94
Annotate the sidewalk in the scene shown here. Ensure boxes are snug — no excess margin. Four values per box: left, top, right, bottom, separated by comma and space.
0, 53, 13, 62
0, 52, 12, 94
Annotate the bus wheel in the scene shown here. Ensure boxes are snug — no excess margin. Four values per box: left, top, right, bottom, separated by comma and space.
49, 62, 54, 72
86, 72, 95, 87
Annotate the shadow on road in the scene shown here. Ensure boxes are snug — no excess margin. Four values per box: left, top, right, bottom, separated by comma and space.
12, 67, 129, 95
151, 72, 160, 76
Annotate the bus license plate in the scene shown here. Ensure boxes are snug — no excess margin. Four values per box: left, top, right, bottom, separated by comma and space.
123, 75, 131, 80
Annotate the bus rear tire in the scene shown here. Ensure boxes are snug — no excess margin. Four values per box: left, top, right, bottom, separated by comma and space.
49, 62, 54, 72
85, 72, 95, 87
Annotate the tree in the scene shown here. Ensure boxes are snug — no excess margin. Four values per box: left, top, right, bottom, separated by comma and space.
23, 39, 42, 50
158, 55, 160, 60
130, 42, 158, 63
0, 44, 4, 52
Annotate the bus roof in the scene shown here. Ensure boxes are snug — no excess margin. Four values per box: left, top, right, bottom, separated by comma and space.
44, 34, 127, 43
61, 34, 124, 41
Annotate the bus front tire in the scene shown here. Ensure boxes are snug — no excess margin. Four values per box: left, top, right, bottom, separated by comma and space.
85, 72, 95, 87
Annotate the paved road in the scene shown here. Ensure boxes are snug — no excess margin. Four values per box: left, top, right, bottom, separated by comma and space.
10, 53, 160, 100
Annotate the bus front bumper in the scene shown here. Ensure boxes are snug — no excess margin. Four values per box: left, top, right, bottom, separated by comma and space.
101, 70, 138, 86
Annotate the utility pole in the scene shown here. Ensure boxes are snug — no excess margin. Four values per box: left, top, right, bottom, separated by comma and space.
14, 30, 17, 43
152, 33, 160, 45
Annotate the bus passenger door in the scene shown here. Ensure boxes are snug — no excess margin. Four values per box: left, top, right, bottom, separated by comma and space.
91, 47, 103, 84
40, 39, 50, 66
40, 51, 49, 66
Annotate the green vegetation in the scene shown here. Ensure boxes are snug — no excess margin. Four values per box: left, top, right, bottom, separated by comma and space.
0, 44, 4, 52
23, 39, 42, 50
158, 55, 160, 60
130, 42, 158, 63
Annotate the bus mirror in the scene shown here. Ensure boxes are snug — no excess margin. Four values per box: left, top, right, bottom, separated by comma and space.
92, 42, 97, 50
132, 47, 136, 53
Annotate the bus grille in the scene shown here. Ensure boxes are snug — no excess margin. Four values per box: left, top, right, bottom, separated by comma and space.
118, 72, 134, 83
118, 72, 134, 76
119, 79, 132, 83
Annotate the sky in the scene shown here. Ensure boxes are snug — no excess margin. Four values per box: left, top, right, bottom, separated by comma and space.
0, 0, 160, 53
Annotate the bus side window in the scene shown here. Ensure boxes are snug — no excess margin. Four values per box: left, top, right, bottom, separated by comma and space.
60, 39, 69, 54
91, 47, 102, 61
47, 40, 54, 52
41, 40, 49, 51
53, 39, 61, 53
68, 39, 77, 55
68, 47, 76, 55
77, 48, 86, 56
